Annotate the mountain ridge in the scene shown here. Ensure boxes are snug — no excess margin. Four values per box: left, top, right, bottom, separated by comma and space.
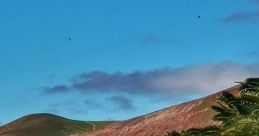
75, 85, 240, 136
0, 85, 241, 136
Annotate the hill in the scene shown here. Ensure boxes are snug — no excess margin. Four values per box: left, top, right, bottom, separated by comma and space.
0, 85, 242, 136
75, 85, 240, 136
0, 113, 113, 136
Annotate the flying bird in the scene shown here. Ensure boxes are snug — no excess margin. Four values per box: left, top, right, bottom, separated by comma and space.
68, 36, 72, 41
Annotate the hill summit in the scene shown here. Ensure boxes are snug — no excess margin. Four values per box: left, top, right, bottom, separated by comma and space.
0, 113, 113, 136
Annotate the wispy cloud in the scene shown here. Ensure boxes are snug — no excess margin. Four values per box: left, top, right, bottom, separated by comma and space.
42, 61, 259, 97
84, 99, 103, 109
221, 0, 259, 23
42, 85, 70, 94
249, 0, 259, 5
222, 11, 259, 23
247, 50, 259, 57
108, 96, 135, 111
143, 34, 171, 44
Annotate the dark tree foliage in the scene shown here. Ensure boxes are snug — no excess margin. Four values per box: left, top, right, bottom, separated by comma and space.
166, 131, 182, 136
167, 78, 259, 136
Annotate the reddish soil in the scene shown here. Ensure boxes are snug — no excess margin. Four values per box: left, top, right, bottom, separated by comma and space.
74, 85, 240, 136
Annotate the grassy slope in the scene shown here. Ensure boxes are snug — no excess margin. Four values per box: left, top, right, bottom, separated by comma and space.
88, 121, 115, 130
0, 113, 114, 136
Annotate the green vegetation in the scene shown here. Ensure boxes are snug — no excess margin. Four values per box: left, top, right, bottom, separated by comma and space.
88, 121, 115, 130
0, 113, 114, 136
167, 78, 259, 136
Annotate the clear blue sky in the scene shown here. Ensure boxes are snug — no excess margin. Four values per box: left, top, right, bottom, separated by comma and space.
0, 0, 259, 125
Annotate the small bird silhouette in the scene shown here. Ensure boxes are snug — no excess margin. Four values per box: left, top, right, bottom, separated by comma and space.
198, 16, 201, 19
68, 36, 72, 41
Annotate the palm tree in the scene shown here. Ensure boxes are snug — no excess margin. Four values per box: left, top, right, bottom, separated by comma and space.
167, 78, 259, 136
166, 131, 182, 136
212, 78, 259, 135
185, 126, 221, 136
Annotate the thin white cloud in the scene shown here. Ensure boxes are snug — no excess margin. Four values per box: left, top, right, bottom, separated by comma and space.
222, 11, 259, 23
43, 61, 259, 96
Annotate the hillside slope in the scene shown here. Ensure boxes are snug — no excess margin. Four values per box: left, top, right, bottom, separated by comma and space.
75, 85, 240, 136
0, 113, 113, 136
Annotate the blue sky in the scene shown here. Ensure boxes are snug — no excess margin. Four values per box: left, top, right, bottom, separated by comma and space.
0, 0, 259, 125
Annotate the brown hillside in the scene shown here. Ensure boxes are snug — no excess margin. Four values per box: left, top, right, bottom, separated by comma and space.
0, 113, 113, 136
74, 85, 240, 136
